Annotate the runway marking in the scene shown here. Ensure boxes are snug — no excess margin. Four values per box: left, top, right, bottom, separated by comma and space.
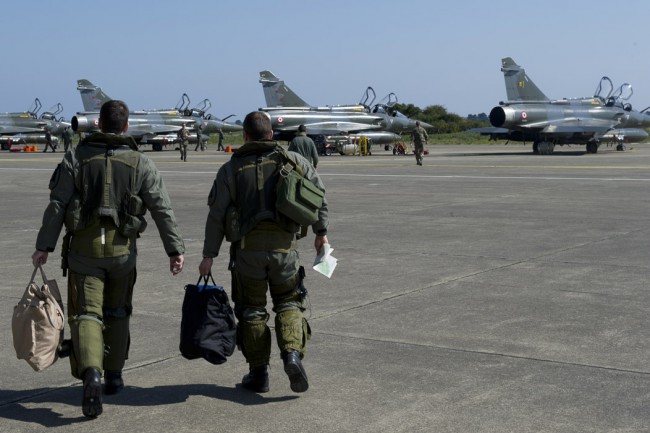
2, 167, 650, 182
319, 173, 650, 182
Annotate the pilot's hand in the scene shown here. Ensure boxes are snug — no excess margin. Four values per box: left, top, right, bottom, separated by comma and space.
170, 255, 184, 275
32, 250, 48, 267
315, 235, 329, 255
199, 257, 213, 276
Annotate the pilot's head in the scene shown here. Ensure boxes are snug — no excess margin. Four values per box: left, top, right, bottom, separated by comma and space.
243, 111, 272, 141
298, 124, 307, 133
99, 100, 129, 134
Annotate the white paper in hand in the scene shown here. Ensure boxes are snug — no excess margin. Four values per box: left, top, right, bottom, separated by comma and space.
313, 243, 337, 278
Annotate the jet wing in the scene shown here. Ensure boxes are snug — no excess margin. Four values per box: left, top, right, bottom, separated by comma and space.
127, 124, 183, 137
466, 127, 510, 134
522, 118, 615, 134
276, 121, 382, 135
0, 126, 46, 134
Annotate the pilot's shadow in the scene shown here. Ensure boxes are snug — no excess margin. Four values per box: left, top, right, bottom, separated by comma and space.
0, 384, 297, 427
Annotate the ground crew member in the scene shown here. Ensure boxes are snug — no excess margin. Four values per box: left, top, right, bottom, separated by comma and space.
178, 123, 190, 161
217, 128, 225, 151
31, 100, 185, 418
43, 130, 56, 152
411, 121, 428, 166
199, 111, 329, 394
63, 126, 74, 152
288, 124, 319, 168
195, 125, 206, 151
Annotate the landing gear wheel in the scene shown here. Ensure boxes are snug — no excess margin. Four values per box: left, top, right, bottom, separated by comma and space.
616, 144, 626, 151
586, 142, 598, 153
533, 142, 539, 155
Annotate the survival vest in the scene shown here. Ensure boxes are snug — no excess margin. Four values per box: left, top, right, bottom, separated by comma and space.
226, 141, 302, 240
65, 134, 147, 258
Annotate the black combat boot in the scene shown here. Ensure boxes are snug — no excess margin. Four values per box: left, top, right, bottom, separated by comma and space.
82, 368, 103, 418
104, 371, 124, 395
241, 365, 269, 393
282, 351, 308, 393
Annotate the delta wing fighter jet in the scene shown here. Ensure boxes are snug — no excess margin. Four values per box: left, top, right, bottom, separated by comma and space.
258, 70, 431, 145
0, 98, 70, 150
469, 57, 650, 154
73, 79, 241, 151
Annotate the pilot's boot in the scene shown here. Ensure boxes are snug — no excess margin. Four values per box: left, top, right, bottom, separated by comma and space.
282, 350, 308, 393
104, 371, 124, 395
241, 364, 269, 393
82, 368, 103, 418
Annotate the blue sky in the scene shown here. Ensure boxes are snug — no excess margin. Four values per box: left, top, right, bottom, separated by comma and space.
2, 0, 650, 122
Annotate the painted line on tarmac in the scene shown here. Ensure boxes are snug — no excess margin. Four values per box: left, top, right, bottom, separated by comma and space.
3, 167, 650, 182
320, 173, 650, 182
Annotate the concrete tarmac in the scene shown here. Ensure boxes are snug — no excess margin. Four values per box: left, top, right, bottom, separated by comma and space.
1, 143, 649, 432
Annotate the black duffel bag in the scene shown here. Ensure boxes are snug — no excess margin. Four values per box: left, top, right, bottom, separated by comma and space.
180, 275, 236, 365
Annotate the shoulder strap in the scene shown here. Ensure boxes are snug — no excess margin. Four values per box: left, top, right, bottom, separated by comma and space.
274, 145, 304, 177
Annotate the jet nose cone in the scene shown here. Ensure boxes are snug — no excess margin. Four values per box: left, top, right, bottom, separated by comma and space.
415, 120, 433, 130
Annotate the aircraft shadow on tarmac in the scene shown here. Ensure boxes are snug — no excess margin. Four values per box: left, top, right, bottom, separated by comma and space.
0, 384, 296, 427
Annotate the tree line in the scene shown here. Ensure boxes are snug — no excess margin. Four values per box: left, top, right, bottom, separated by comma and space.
393, 103, 489, 133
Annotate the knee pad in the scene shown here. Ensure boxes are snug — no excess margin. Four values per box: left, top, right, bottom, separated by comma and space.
238, 315, 271, 366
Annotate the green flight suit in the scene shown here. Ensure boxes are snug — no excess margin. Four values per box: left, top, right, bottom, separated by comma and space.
288, 132, 320, 168
411, 125, 428, 165
202, 140, 328, 368
35, 132, 185, 379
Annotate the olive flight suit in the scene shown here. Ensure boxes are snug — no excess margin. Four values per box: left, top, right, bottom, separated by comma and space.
202, 140, 328, 368
288, 132, 319, 168
411, 125, 428, 166
35, 132, 185, 379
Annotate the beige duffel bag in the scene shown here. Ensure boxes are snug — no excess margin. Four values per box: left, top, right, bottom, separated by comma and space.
12, 265, 65, 371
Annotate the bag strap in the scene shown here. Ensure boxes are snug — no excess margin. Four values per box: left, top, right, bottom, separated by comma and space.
195, 274, 217, 287
274, 146, 304, 177
31, 265, 64, 304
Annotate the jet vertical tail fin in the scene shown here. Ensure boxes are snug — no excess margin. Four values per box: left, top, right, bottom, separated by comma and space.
501, 57, 549, 102
77, 79, 112, 111
259, 71, 309, 107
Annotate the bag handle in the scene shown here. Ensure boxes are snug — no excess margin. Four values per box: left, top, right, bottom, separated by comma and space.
195, 274, 217, 287
29, 265, 64, 304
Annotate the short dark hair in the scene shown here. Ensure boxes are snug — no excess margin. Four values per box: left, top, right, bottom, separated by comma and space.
243, 111, 272, 141
99, 100, 129, 133
298, 124, 306, 132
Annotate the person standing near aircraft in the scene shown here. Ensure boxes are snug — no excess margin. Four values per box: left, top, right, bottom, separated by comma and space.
199, 111, 329, 394
217, 128, 225, 151
43, 130, 55, 152
31, 100, 185, 418
411, 121, 428, 166
288, 124, 319, 168
178, 123, 190, 161
63, 126, 74, 152
194, 125, 206, 151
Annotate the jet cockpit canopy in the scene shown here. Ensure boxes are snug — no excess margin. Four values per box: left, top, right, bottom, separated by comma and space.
27, 98, 42, 118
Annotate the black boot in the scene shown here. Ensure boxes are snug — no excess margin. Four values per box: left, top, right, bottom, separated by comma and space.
241, 365, 269, 393
82, 368, 103, 418
104, 371, 124, 395
282, 351, 308, 393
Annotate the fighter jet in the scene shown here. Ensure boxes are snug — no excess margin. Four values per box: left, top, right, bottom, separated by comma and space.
258, 70, 431, 145
0, 98, 69, 150
72, 79, 241, 151
469, 57, 650, 154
